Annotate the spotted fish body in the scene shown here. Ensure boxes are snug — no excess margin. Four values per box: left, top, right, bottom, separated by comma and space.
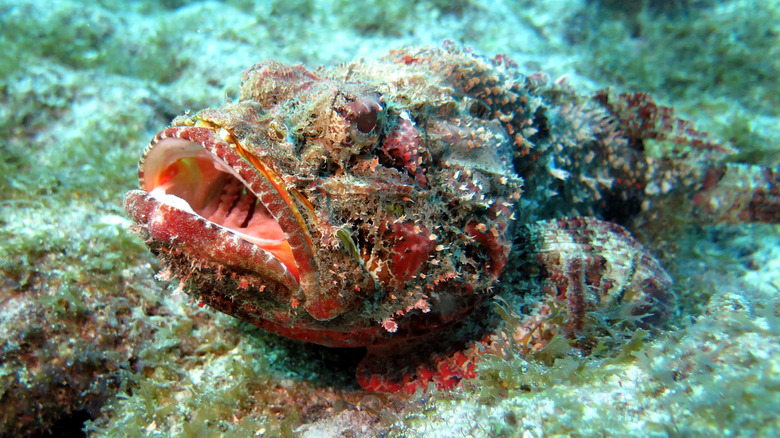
125, 43, 779, 393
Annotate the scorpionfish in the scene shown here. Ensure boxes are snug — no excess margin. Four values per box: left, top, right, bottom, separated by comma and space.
125, 42, 779, 393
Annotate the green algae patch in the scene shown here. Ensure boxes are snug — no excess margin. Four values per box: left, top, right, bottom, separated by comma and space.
85, 315, 392, 437
575, 1, 780, 114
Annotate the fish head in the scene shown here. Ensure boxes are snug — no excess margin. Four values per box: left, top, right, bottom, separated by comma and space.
124, 57, 522, 347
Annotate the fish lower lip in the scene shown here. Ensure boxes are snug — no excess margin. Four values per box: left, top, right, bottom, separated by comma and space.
124, 188, 300, 291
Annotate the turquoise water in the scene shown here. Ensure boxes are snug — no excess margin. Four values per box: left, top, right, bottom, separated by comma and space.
1, 1, 778, 436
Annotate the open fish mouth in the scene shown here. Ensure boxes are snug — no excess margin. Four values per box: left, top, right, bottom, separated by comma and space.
124, 125, 319, 303
141, 129, 297, 275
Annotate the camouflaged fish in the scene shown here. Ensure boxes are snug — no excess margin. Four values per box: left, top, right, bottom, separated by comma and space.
125, 42, 779, 393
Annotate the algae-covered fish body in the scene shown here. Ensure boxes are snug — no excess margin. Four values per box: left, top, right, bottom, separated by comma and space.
125, 42, 779, 393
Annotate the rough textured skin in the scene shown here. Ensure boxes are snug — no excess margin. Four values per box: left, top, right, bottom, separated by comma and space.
125, 43, 779, 393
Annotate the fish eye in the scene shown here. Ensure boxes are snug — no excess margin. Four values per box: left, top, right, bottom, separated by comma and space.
356, 108, 378, 133
349, 93, 384, 135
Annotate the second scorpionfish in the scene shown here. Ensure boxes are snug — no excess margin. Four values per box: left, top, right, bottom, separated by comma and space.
125, 43, 779, 393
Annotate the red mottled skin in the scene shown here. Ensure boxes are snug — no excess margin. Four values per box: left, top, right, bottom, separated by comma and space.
382, 117, 427, 185
125, 43, 780, 393
384, 220, 434, 286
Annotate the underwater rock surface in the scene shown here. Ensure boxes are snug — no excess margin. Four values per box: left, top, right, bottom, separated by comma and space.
1, 0, 779, 436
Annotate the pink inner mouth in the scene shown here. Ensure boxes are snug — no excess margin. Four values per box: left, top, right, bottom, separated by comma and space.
141, 137, 299, 279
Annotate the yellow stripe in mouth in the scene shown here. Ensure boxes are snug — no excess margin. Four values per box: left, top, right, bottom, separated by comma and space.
195, 119, 316, 254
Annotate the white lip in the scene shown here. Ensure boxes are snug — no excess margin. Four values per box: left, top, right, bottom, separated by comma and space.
149, 186, 196, 214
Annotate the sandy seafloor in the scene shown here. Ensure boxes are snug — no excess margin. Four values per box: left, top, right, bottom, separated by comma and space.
1, 0, 779, 436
